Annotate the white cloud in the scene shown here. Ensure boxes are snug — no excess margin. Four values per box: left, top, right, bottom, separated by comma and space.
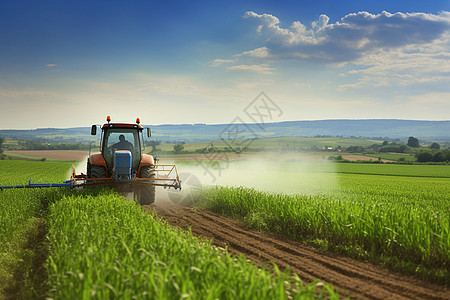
235, 46, 270, 58
244, 11, 327, 46
226, 64, 274, 74
212, 47, 271, 74
241, 10, 450, 90
210, 59, 235, 67
46, 64, 57, 67
338, 32, 450, 89
244, 10, 450, 63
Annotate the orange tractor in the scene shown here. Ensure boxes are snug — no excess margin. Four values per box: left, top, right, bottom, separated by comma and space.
1, 116, 181, 205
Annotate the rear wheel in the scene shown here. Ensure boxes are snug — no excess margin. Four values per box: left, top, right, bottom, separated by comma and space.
87, 162, 107, 179
138, 166, 156, 205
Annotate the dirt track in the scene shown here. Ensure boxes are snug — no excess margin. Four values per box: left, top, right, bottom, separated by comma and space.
147, 202, 449, 300
5, 150, 88, 161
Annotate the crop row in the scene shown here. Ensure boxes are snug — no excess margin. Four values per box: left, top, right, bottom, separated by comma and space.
0, 161, 338, 299
0, 161, 72, 296
46, 190, 337, 299
195, 172, 450, 284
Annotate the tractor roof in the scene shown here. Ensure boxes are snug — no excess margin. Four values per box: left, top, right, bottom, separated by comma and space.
102, 123, 144, 130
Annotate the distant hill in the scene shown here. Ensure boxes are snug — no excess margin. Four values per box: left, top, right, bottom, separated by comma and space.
0, 119, 449, 143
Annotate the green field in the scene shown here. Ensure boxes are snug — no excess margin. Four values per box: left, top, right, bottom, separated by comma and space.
1, 158, 449, 298
363, 153, 416, 162
0, 161, 335, 299
47, 191, 334, 299
151, 136, 382, 154
335, 162, 450, 177
192, 162, 450, 284
0, 161, 73, 297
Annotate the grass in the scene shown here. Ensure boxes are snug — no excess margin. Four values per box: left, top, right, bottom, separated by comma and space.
0, 161, 73, 298
46, 190, 338, 299
335, 163, 450, 177
0, 160, 339, 298
363, 153, 416, 162
193, 162, 450, 285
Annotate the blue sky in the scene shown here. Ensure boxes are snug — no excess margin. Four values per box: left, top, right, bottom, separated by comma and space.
0, 0, 449, 129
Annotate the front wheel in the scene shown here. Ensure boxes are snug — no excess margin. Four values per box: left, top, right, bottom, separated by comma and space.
138, 166, 156, 205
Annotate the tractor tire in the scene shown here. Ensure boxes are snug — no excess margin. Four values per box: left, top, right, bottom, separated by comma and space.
138, 166, 156, 205
90, 164, 107, 179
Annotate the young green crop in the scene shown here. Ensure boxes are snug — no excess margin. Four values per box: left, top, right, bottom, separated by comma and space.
0, 161, 73, 296
335, 163, 450, 178
0, 161, 73, 249
195, 169, 450, 284
46, 190, 338, 299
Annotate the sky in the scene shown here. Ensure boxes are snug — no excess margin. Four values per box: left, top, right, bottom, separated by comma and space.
0, 0, 449, 129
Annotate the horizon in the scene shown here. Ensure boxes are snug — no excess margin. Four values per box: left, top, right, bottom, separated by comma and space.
1, 0, 449, 129
0, 118, 449, 131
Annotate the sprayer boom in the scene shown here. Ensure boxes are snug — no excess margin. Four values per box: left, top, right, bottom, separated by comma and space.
0, 178, 73, 190
0, 164, 181, 191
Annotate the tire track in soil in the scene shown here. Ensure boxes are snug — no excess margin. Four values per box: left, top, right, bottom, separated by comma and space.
145, 203, 449, 300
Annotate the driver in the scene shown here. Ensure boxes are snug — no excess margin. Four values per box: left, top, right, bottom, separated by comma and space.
112, 134, 134, 152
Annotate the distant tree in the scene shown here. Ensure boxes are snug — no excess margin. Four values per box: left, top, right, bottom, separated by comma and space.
173, 144, 184, 153
430, 142, 440, 150
347, 146, 365, 153
444, 149, 450, 161
432, 151, 445, 162
407, 136, 419, 148
148, 140, 161, 155
399, 145, 407, 153
382, 141, 389, 146
0, 137, 3, 154
416, 151, 433, 162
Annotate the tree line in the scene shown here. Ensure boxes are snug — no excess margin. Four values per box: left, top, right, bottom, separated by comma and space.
415, 150, 450, 162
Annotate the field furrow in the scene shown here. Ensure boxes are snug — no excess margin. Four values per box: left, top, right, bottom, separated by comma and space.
148, 202, 449, 300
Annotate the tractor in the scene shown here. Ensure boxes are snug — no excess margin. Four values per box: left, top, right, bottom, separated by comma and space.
87, 116, 180, 204
0, 116, 181, 204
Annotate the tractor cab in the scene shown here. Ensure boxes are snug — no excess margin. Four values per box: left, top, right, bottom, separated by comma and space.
102, 126, 142, 174
89, 116, 153, 179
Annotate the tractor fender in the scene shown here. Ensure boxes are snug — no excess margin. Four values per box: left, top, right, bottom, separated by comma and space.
138, 154, 155, 176
89, 153, 107, 169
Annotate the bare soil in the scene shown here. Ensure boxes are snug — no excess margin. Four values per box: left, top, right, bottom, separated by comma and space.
4, 150, 89, 161
147, 202, 449, 300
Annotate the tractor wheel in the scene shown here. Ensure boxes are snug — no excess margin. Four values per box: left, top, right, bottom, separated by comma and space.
90, 165, 107, 179
138, 166, 156, 205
